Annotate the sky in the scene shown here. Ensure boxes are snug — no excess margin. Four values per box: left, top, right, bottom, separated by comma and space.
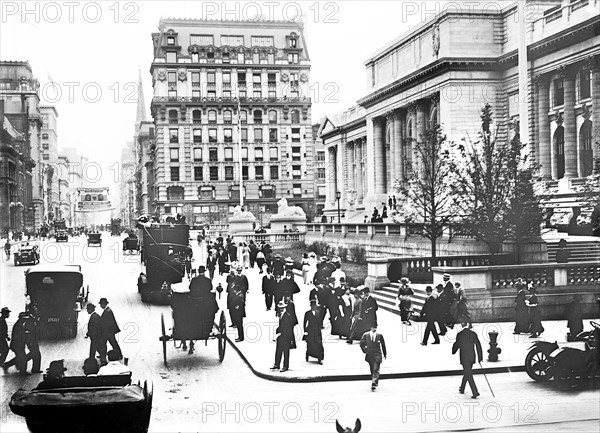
0, 0, 479, 198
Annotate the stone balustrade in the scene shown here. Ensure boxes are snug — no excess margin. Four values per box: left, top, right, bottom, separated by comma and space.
230, 232, 305, 245
305, 222, 472, 241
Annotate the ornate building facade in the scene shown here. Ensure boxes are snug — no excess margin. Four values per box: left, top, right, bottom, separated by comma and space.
320, 0, 600, 220
149, 18, 317, 225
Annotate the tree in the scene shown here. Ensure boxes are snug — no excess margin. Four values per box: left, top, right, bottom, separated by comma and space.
394, 124, 460, 261
452, 104, 522, 254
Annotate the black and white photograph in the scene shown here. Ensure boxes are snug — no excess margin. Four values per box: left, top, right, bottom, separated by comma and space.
1, 1, 600, 431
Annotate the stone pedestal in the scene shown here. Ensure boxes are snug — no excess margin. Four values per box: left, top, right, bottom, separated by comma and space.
270, 215, 307, 233
228, 219, 256, 234
365, 258, 391, 290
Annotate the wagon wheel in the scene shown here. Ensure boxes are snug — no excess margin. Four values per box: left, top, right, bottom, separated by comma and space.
525, 348, 553, 382
139, 379, 154, 433
161, 313, 168, 367
218, 311, 226, 362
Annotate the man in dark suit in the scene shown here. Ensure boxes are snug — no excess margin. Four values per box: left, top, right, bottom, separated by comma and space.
271, 300, 298, 372
420, 286, 440, 345
361, 287, 378, 329
229, 290, 246, 342
262, 268, 275, 311
452, 323, 483, 398
359, 325, 387, 391
440, 273, 455, 329
234, 266, 249, 299
0, 307, 11, 366
189, 266, 213, 298
206, 254, 218, 280
85, 303, 107, 365
99, 298, 121, 359
272, 254, 285, 277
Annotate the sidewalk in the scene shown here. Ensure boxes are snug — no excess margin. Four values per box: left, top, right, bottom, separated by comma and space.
201, 262, 591, 383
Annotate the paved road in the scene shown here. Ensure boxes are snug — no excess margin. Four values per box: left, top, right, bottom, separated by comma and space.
1, 235, 598, 432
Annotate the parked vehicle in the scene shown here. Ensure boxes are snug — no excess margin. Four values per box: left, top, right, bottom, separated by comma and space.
55, 230, 69, 242
87, 231, 102, 247
25, 265, 89, 339
14, 245, 40, 266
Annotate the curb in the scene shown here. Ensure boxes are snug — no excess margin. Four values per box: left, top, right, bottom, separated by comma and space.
226, 334, 526, 383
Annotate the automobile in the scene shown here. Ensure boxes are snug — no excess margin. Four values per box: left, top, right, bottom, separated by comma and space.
9, 369, 153, 433
14, 245, 40, 266
87, 231, 102, 247
525, 321, 600, 388
25, 265, 89, 339
55, 230, 69, 242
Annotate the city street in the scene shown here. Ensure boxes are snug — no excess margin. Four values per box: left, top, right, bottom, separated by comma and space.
1, 235, 598, 432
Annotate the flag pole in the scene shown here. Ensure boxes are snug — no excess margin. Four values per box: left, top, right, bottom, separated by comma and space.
237, 97, 243, 208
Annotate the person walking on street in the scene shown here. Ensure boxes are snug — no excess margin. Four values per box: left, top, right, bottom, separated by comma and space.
362, 287, 378, 329
452, 322, 483, 399
396, 278, 414, 325
0, 307, 11, 366
435, 284, 446, 336
301, 253, 312, 285
440, 273, 456, 329
421, 286, 440, 345
99, 298, 122, 358
303, 300, 324, 364
360, 324, 387, 391
271, 300, 298, 372
256, 248, 266, 273
2, 312, 29, 374
23, 308, 41, 374
513, 279, 529, 334
347, 289, 365, 344
85, 303, 107, 365
262, 268, 275, 311
230, 290, 246, 342
527, 287, 544, 338
565, 294, 583, 340
206, 254, 218, 280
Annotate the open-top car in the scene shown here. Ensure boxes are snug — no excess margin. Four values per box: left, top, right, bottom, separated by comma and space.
14, 245, 40, 266
9, 369, 153, 433
25, 265, 89, 339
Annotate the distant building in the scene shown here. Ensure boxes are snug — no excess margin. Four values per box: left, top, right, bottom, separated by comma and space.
39, 106, 60, 222
61, 147, 88, 227
148, 17, 317, 225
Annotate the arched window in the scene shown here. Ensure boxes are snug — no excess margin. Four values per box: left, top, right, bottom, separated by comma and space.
580, 120, 593, 177
253, 109, 262, 123
291, 110, 300, 124
208, 110, 217, 123
192, 109, 202, 124
240, 110, 247, 123
169, 110, 178, 124
553, 126, 565, 179
223, 110, 232, 123
268, 110, 277, 123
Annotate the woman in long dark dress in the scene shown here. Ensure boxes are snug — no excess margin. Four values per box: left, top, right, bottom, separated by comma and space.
454, 282, 471, 326
397, 278, 414, 324
565, 295, 583, 340
337, 287, 353, 338
513, 281, 530, 334
303, 300, 324, 363
527, 287, 544, 338
347, 290, 364, 344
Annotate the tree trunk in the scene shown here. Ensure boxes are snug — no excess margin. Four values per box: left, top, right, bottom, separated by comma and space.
431, 236, 437, 267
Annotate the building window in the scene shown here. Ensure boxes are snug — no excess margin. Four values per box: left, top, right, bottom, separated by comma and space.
289, 38, 297, 48
190, 34, 213, 45
268, 110, 278, 123
42, 133, 49, 139
291, 110, 300, 124
253, 72, 261, 85
167, 186, 184, 200
222, 72, 231, 84
209, 129, 217, 142
292, 165, 301, 179
191, 52, 199, 63
254, 128, 263, 142
291, 127, 301, 142
260, 185, 275, 198
237, 71, 246, 86
225, 166, 234, 180
194, 166, 203, 181
192, 72, 200, 86
290, 73, 299, 87
580, 70, 591, 100
193, 129, 202, 143
269, 128, 278, 142
222, 52, 230, 63
221, 35, 244, 46
193, 147, 202, 161
255, 147, 263, 161
270, 165, 279, 180
241, 128, 248, 142
169, 109, 178, 124
207, 51, 214, 60
170, 148, 179, 162
255, 166, 264, 180
209, 148, 218, 162
208, 110, 217, 123
166, 52, 177, 63
268, 90, 276, 99
242, 147, 248, 161
554, 79, 564, 106
170, 128, 179, 143
240, 110, 247, 123
192, 90, 201, 100
207, 72, 216, 84
224, 128, 232, 142
193, 110, 201, 124
198, 185, 215, 200
168, 89, 177, 100
168, 71, 176, 84
242, 166, 249, 180
253, 109, 262, 123
253, 52, 260, 63
239, 90, 246, 99
292, 146, 301, 161
317, 167, 326, 179
268, 73, 276, 85
237, 52, 244, 64
207, 89, 216, 99
269, 147, 278, 161
223, 110, 232, 123
251, 36, 274, 46
210, 166, 219, 181
42, 154, 49, 160
42, 143, 49, 150
288, 53, 299, 64
267, 53, 275, 64
317, 185, 326, 198
293, 184, 302, 197
224, 147, 233, 161
316, 151, 325, 162
253, 90, 262, 98
170, 167, 180, 182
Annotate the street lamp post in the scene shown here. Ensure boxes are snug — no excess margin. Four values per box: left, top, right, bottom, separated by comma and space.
335, 191, 341, 223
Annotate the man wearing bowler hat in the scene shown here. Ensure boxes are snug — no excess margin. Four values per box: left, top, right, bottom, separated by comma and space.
452, 322, 483, 399
99, 298, 121, 359
85, 303, 107, 366
362, 287, 379, 329
0, 307, 11, 366
35, 359, 67, 390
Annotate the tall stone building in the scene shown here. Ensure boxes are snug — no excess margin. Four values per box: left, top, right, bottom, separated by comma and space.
149, 18, 316, 225
39, 106, 60, 222
0, 61, 41, 232
61, 147, 88, 227
319, 0, 600, 221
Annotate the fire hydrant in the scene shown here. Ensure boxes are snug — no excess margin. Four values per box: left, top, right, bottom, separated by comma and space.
487, 331, 501, 362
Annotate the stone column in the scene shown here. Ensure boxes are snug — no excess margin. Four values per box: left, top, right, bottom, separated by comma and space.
356, 139, 364, 203
536, 74, 551, 179
386, 111, 396, 189
373, 117, 386, 194
562, 67, 578, 178
393, 110, 403, 185
416, 101, 427, 177
346, 141, 355, 192
592, 57, 600, 172
327, 146, 337, 206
